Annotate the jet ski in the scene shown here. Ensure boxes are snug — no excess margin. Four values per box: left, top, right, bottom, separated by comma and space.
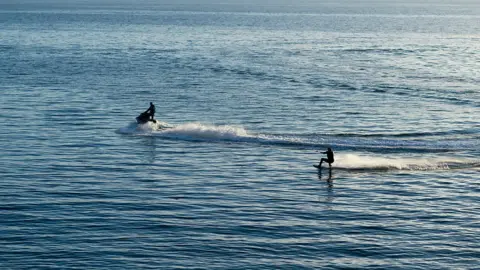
136, 111, 157, 124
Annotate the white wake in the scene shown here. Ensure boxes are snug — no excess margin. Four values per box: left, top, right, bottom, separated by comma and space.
117, 121, 251, 141
333, 153, 466, 171
117, 121, 480, 171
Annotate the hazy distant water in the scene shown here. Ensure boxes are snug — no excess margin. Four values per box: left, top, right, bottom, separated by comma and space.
1, 1, 479, 269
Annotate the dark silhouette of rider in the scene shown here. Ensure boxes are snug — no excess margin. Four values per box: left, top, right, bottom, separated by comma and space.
145, 102, 155, 120
318, 148, 334, 168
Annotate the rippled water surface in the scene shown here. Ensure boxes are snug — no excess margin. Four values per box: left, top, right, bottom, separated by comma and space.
1, 1, 479, 269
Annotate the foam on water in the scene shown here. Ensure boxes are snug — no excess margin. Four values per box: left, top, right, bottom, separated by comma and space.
160, 122, 249, 140
118, 121, 250, 139
118, 121, 480, 171
117, 121, 477, 152
332, 153, 477, 171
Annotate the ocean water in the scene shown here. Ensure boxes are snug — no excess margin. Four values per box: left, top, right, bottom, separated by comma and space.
1, 1, 479, 269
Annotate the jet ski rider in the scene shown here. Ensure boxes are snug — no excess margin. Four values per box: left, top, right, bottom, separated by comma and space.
145, 102, 155, 120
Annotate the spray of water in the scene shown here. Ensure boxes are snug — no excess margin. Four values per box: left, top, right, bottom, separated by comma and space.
117, 121, 479, 171
160, 122, 249, 140
333, 153, 460, 171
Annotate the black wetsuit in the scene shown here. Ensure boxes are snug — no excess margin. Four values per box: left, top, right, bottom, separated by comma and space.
319, 148, 334, 167
326, 149, 334, 164
146, 104, 155, 120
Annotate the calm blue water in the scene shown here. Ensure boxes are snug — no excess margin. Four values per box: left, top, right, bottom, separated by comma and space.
1, 1, 480, 269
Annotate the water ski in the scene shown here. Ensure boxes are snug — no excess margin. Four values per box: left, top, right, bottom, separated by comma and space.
313, 165, 320, 169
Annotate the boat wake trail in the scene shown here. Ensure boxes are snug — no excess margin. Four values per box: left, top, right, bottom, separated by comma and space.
117, 121, 479, 156
118, 121, 249, 138
331, 154, 480, 172
160, 122, 249, 141
117, 121, 480, 171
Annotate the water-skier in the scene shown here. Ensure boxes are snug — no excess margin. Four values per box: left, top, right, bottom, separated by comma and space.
145, 102, 156, 120
318, 147, 334, 168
